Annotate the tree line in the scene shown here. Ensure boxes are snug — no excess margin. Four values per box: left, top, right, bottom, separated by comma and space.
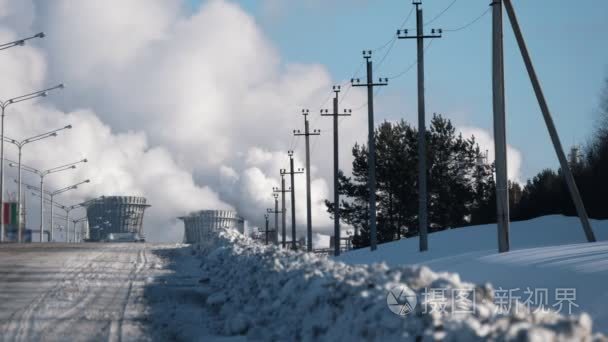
326, 78, 608, 249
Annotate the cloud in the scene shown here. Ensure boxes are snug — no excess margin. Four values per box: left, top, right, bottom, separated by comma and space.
460, 126, 523, 183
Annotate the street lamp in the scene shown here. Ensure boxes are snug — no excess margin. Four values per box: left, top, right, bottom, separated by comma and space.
4, 125, 72, 242
8, 158, 86, 242
71, 217, 88, 243
29, 194, 89, 243
0, 84, 65, 242
0, 32, 45, 51
27, 179, 90, 242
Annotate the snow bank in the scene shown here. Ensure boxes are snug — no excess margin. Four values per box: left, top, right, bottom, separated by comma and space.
195, 228, 605, 341
337, 215, 608, 333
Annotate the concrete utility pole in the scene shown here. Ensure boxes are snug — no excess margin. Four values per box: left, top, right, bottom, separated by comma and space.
281, 151, 304, 250
491, 0, 510, 253
502, 0, 596, 243
294, 110, 320, 252
269, 193, 279, 245
274, 194, 279, 244
273, 175, 291, 249
264, 213, 270, 245
321, 86, 352, 256
397, 1, 442, 252
352, 51, 388, 251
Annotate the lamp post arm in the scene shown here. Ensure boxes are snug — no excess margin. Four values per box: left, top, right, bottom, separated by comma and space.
2, 137, 21, 147
45, 159, 87, 175
0, 32, 44, 51
23, 125, 72, 144
51, 179, 90, 196
7, 159, 40, 175
3, 84, 65, 106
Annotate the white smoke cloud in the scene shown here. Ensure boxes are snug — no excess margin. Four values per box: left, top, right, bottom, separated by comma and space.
3, 0, 514, 244
460, 126, 523, 183
0, 0, 369, 241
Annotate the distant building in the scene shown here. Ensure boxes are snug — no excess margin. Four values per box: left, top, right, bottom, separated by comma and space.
178, 210, 244, 244
85, 196, 150, 241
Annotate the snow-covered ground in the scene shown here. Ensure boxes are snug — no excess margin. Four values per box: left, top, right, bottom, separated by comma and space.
338, 215, 608, 333
195, 226, 606, 341
2, 215, 606, 341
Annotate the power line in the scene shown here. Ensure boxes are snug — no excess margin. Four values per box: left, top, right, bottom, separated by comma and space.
424, 0, 458, 27
339, 4, 414, 105
370, 37, 396, 53
386, 40, 434, 80
376, 37, 397, 71
317, 92, 333, 110
339, 83, 353, 105
351, 86, 384, 116
444, 7, 491, 32
399, 6, 416, 29
287, 134, 296, 151
370, 5, 415, 53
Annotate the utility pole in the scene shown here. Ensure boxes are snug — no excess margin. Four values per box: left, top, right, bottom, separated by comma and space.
294, 110, 320, 252
352, 51, 388, 251
502, 0, 596, 243
264, 213, 270, 245
281, 151, 304, 250
273, 175, 291, 249
491, 0, 510, 253
321, 86, 352, 256
397, 0, 442, 252
267, 195, 280, 245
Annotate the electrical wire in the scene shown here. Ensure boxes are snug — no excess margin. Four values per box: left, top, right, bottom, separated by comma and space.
339, 83, 353, 105
399, 6, 416, 29
287, 134, 296, 151
444, 7, 491, 32
351, 86, 384, 112
424, 0, 458, 27
337, 4, 415, 105
375, 37, 397, 71
370, 5, 415, 53
386, 40, 434, 80
370, 37, 396, 53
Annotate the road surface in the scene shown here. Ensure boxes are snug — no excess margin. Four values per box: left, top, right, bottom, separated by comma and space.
0, 243, 217, 342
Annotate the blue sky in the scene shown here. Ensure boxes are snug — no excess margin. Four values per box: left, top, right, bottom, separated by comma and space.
188, 0, 608, 182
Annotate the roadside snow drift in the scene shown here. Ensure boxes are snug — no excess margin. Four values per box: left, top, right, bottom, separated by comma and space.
196, 228, 605, 341
338, 215, 608, 333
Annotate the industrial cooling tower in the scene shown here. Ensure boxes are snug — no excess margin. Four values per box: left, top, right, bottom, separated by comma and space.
85, 196, 150, 241
178, 210, 245, 244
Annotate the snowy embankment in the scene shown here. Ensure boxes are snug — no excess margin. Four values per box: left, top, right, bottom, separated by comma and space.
196, 227, 605, 341
338, 215, 608, 333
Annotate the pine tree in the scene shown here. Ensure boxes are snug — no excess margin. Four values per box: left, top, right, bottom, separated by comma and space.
326, 117, 493, 248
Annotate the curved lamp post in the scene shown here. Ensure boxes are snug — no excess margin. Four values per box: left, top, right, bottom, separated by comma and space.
29, 195, 89, 243
0, 84, 65, 242
4, 125, 72, 242
27, 179, 90, 242
71, 217, 88, 243
8, 158, 86, 242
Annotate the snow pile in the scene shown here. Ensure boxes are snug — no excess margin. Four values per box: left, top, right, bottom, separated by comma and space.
195, 228, 605, 341
337, 215, 608, 332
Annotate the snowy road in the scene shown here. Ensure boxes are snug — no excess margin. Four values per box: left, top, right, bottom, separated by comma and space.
0, 243, 211, 342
